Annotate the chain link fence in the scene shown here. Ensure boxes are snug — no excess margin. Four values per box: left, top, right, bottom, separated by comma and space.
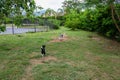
0, 18, 59, 35
0, 24, 49, 35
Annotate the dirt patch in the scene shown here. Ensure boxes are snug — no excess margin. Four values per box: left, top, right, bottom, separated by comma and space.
22, 56, 57, 80
29, 52, 40, 59
104, 40, 120, 52
49, 34, 69, 43
110, 58, 120, 64
30, 56, 57, 65
65, 61, 76, 67
11, 47, 21, 50
0, 61, 8, 70
85, 51, 102, 61
88, 35, 101, 41
22, 66, 34, 80
92, 37, 100, 41
88, 35, 102, 41
42, 56, 57, 61
30, 59, 43, 65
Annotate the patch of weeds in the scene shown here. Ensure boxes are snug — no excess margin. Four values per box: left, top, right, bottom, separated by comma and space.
88, 35, 93, 38
26, 31, 36, 33
17, 35, 23, 37
29, 55, 41, 59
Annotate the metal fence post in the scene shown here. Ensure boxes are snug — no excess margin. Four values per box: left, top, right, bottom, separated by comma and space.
12, 20, 14, 35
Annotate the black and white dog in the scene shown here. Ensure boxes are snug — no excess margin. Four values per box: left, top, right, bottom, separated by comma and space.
41, 45, 46, 56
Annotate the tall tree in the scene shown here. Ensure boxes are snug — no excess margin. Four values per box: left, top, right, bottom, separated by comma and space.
62, 0, 84, 14
57, 8, 64, 16
84, 0, 120, 32
0, 0, 35, 32
35, 5, 43, 16
44, 8, 57, 19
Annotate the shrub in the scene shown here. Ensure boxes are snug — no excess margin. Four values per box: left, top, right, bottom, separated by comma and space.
47, 19, 60, 29
64, 6, 120, 41
0, 25, 6, 32
65, 19, 80, 30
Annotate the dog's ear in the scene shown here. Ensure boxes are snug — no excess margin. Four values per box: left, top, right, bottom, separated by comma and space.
42, 45, 46, 47
44, 45, 46, 47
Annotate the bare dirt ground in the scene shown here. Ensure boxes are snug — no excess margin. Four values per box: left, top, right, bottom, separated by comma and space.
22, 52, 57, 80
21, 34, 69, 80
49, 34, 69, 43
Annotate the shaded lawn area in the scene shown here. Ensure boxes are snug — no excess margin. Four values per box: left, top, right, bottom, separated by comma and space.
0, 27, 120, 80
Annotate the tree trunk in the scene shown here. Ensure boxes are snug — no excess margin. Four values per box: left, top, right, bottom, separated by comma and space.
110, 4, 120, 32
112, 4, 120, 22
115, 9, 120, 22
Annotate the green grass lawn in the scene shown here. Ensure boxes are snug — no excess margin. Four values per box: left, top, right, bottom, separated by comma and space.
0, 27, 120, 80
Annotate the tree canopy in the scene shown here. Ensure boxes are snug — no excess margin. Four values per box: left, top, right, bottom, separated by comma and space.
0, 0, 35, 32
62, 0, 120, 41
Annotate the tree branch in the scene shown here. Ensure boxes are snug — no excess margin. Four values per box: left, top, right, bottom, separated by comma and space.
110, 4, 120, 32
112, 5, 120, 22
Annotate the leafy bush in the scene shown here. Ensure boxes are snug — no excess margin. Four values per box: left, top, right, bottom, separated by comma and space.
65, 19, 80, 30
38, 19, 44, 26
47, 19, 61, 29
0, 25, 6, 32
14, 15, 23, 26
65, 10, 81, 30
64, 5, 120, 41
57, 16, 66, 26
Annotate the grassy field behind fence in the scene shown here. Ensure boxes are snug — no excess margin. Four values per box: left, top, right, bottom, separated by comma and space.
0, 27, 120, 80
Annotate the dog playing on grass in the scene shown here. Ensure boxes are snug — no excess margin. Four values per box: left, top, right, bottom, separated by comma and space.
59, 34, 64, 41
41, 45, 46, 56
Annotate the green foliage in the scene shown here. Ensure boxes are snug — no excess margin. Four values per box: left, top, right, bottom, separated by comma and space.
56, 16, 66, 26
0, 0, 35, 31
65, 19, 80, 30
14, 16, 24, 26
62, 0, 83, 14
65, 11, 80, 30
0, 28, 120, 80
64, 5, 120, 41
0, 25, 6, 32
38, 19, 44, 26
61, 0, 120, 41
47, 19, 61, 29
